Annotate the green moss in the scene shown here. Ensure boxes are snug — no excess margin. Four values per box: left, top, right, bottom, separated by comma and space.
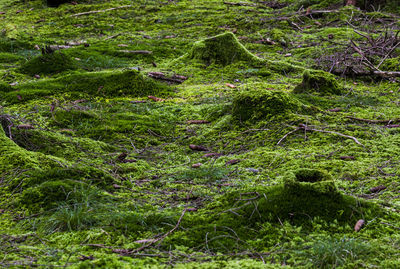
232, 88, 303, 121
283, 168, 339, 198
0, 124, 57, 171
18, 51, 78, 76
0, 52, 23, 63
187, 32, 263, 66
19, 180, 88, 211
293, 70, 343, 95
380, 56, 400, 71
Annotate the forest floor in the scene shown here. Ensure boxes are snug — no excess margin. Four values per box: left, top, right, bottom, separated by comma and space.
0, 0, 400, 268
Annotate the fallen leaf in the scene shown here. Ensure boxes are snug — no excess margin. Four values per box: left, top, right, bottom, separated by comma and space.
225, 83, 236, 88
172, 74, 188, 81
327, 108, 342, 112
226, 159, 240, 165
354, 219, 365, 232
189, 144, 208, 151
148, 96, 165, 102
192, 163, 202, 168
117, 44, 128, 47
112, 184, 122, 189
340, 156, 355, 160
134, 239, 157, 244
17, 124, 34, 129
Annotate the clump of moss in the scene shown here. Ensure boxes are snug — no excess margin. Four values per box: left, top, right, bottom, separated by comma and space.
188, 32, 263, 65
232, 88, 302, 121
61, 69, 170, 96
18, 51, 78, 76
284, 168, 339, 198
294, 70, 343, 95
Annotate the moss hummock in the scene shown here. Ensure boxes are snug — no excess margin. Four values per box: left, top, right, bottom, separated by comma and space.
284, 168, 338, 198
18, 51, 78, 76
294, 70, 343, 95
232, 89, 302, 121
188, 32, 263, 65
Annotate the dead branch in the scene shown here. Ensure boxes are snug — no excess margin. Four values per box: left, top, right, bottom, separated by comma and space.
277, 124, 364, 147
148, 72, 186, 84
223, 2, 257, 8
346, 116, 400, 124
70, 5, 132, 17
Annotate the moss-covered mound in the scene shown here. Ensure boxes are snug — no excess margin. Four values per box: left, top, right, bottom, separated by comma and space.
18, 51, 78, 75
232, 89, 302, 121
0, 123, 57, 171
2, 69, 171, 104
60, 69, 169, 96
294, 70, 343, 95
188, 32, 262, 65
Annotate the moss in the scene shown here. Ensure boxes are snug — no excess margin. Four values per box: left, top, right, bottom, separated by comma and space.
0, 124, 58, 171
18, 51, 78, 76
380, 56, 400, 71
0, 52, 23, 63
283, 168, 339, 198
187, 32, 263, 66
232, 88, 303, 121
19, 180, 88, 211
293, 70, 343, 95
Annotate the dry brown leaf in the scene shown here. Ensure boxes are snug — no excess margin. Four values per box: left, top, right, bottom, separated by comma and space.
189, 144, 208, 151
192, 163, 202, 168
354, 219, 365, 232
226, 159, 240, 165
340, 156, 355, 160
148, 96, 165, 102
17, 124, 34, 129
225, 83, 236, 88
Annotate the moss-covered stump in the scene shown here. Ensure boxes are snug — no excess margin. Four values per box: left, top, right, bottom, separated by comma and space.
284, 168, 339, 198
18, 51, 77, 76
188, 32, 263, 65
293, 70, 343, 95
232, 89, 302, 121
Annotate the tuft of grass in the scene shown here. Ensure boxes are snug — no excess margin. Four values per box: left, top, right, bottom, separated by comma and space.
306, 236, 373, 268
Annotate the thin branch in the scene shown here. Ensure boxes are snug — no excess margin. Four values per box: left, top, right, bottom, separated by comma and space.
277, 124, 365, 147
70, 5, 132, 17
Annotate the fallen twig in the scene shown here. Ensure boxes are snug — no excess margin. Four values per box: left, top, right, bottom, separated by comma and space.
277, 124, 364, 147
346, 116, 400, 124
119, 50, 152, 54
70, 5, 132, 17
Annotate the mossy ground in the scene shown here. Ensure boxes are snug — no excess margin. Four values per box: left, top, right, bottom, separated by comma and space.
1, 0, 400, 268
